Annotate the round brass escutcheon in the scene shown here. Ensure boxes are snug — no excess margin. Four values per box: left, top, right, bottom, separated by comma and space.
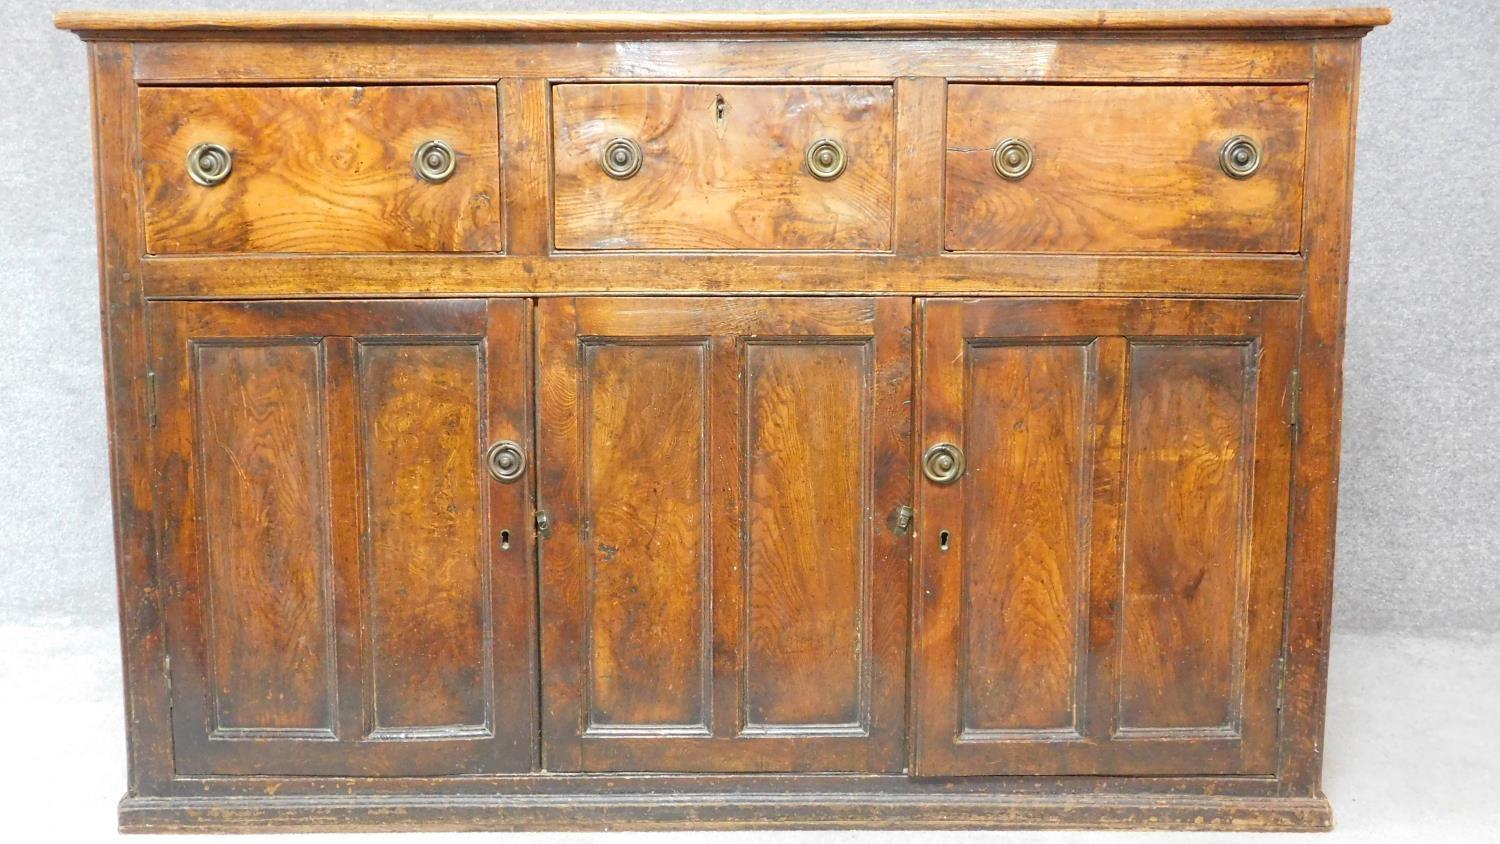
600, 137, 643, 180
992, 137, 1034, 181
414, 139, 457, 183
486, 440, 526, 483
1220, 134, 1262, 179
186, 142, 233, 187
922, 442, 966, 485
805, 138, 848, 181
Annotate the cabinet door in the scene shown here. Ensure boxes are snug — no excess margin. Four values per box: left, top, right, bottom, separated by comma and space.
913, 298, 1297, 776
537, 297, 911, 772
149, 299, 534, 776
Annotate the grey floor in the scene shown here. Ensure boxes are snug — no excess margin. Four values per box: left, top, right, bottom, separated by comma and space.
2, 623, 1495, 842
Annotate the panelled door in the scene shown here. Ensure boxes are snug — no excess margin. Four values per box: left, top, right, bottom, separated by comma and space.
537, 297, 911, 772
912, 298, 1298, 776
149, 299, 535, 776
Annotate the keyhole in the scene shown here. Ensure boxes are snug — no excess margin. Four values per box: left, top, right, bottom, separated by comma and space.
939, 530, 951, 552
500, 529, 511, 550
713, 94, 727, 134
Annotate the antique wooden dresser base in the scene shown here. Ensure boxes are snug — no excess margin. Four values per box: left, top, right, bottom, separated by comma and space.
59, 8, 1389, 833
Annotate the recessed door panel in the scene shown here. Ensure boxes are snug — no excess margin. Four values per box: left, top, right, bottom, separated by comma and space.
583, 341, 712, 733
914, 297, 1296, 776
151, 299, 535, 776
538, 297, 910, 773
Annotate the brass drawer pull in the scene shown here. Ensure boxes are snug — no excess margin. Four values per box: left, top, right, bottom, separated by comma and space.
1219, 135, 1262, 179
805, 138, 847, 181
413, 139, 457, 183
486, 440, 526, 483
992, 137, 1034, 181
922, 442, 966, 485
601, 137, 643, 179
186, 142, 233, 187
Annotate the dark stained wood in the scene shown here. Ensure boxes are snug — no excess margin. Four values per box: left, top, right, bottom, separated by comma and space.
87, 41, 176, 793
585, 341, 712, 730
538, 297, 909, 772
1280, 38, 1365, 795
1117, 343, 1251, 731
913, 297, 1298, 776
359, 342, 488, 733
149, 299, 533, 776
127, 38, 1323, 86
194, 342, 336, 734
945, 84, 1308, 253
140, 252, 1306, 298
553, 84, 894, 251
66, 11, 1384, 832
57, 8, 1394, 35
960, 343, 1091, 735
139, 85, 502, 254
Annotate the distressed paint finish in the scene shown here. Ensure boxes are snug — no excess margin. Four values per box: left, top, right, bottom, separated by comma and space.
62, 9, 1385, 832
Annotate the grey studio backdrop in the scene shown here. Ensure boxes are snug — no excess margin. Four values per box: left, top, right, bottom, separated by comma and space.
2, 0, 1496, 641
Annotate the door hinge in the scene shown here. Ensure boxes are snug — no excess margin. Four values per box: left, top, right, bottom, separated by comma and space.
535, 509, 551, 537
146, 371, 159, 428
1286, 369, 1301, 431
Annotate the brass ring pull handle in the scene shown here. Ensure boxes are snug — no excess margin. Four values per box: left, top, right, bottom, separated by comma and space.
805, 138, 848, 181
992, 137, 1034, 181
486, 440, 526, 483
413, 139, 457, 183
921, 443, 966, 485
186, 143, 233, 187
601, 137, 643, 179
1219, 135, 1262, 179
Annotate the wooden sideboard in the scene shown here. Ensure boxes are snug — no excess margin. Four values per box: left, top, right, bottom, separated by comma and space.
58, 8, 1391, 833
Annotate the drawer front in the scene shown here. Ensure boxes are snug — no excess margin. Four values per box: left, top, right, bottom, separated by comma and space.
553, 84, 894, 250
139, 85, 502, 254
945, 85, 1307, 253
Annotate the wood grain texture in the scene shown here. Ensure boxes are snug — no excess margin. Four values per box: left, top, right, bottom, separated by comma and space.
554, 84, 893, 250
960, 343, 1091, 736
70, 13, 1382, 831
1117, 343, 1249, 732
1279, 38, 1364, 795
87, 42, 177, 793
57, 8, 1393, 35
358, 342, 489, 734
584, 342, 711, 731
538, 297, 909, 773
194, 342, 336, 735
130, 38, 1322, 86
914, 297, 1297, 776
139, 85, 501, 254
946, 84, 1308, 253
149, 299, 533, 777
140, 252, 1305, 298
743, 341, 866, 728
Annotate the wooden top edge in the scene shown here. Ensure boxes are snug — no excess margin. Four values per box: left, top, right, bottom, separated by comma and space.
55, 8, 1393, 37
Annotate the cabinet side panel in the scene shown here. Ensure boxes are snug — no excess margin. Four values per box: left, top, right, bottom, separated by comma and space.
582, 342, 712, 731
359, 341, 490, 732
961, 343, 1091, 735
195, 342, 336, 734
1118, 343, 1250, 731
743, 341, 869, 729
